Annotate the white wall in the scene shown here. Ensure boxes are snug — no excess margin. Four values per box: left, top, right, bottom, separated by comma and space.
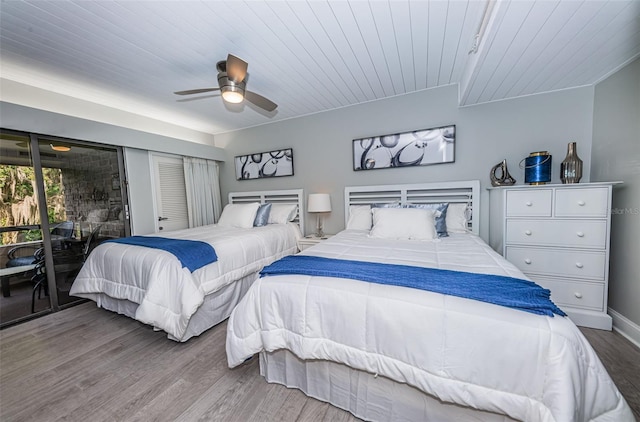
1, 78, 216, 144
0, 102, 226, 161
216, 84, 595, 240
591, 58, 640, 334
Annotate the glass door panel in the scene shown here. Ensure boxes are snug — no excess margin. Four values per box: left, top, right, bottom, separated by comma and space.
36, 137, 129, 308
0, 131, 51, 325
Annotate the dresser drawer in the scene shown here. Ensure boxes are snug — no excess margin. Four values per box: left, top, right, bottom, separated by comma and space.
506, 219, 607, 248
505, 247, 606, 280
506, 190, 552, 217
555, 187, 609, 217
531, 276, 605, 311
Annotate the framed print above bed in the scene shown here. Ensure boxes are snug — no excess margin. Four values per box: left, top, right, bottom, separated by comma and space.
353, 125, 455, 171
235, 148, 294, 180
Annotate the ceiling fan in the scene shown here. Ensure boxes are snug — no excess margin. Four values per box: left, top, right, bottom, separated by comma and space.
174, 54, 277, 112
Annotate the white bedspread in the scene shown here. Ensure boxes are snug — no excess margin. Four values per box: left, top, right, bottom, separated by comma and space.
70, 223, 301, 341
226, 230, 633, 422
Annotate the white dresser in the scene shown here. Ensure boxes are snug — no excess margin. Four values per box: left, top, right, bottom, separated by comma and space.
489, 182, 619, 330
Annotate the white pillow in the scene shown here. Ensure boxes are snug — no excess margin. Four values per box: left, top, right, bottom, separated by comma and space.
446, 203, 469, 233
217, 203, 260, 228
346, 205, 372, 230
268, 204, 297, 224
369, 207, 437, 240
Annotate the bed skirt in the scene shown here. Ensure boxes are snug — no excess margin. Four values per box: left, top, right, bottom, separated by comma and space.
259, 349, 518, 422
93, 272, 258, 341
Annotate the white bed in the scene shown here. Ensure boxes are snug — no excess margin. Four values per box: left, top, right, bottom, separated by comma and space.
70, 189, 304, 342
226, 181, 633, 422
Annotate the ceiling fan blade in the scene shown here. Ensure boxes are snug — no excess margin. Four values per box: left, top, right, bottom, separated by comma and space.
174, 88, 220, 95
226, 54, 248, 83
244, 90, 277, 112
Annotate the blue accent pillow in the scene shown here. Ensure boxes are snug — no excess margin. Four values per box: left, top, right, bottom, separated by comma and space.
253, 203, 272, 227
404, 203, 449, 237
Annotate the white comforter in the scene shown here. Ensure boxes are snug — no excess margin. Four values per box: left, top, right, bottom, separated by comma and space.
71, 223, 301, 341
226, 230, 633, 422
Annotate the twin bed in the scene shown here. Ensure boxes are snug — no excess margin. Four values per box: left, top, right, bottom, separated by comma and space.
70, 189, 304, 342
226, 181, 633, 422
70, 181, 632, 421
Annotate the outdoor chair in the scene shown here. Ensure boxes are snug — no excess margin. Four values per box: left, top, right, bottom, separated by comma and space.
30, 224, 103, 312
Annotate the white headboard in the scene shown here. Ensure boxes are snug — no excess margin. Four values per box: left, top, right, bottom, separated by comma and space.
344, 180, 480, 235
228, 189, 304, 230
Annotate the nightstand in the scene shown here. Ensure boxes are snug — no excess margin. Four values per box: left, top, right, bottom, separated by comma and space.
297, 234, 333, 252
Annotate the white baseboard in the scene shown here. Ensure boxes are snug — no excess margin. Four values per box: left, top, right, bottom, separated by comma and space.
608, 307, 640, 349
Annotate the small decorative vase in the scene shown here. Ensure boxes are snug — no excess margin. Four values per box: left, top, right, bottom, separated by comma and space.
490, 159, 516, 186
560, 142, 583, 184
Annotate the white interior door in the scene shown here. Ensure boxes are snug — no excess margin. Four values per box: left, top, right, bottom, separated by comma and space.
152, 154, 189, 233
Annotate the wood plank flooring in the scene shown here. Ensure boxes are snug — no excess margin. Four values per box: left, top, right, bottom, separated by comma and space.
1, 303, 638, 422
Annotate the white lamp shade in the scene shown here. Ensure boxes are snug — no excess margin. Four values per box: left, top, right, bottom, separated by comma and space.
222, 90, 243, 104
308, 193, 331, 213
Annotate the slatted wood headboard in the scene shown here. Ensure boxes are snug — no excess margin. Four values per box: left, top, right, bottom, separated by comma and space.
228, 189, 304, 231
344, 180, 480, 235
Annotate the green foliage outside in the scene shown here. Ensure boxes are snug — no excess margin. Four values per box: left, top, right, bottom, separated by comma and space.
0, 165, 66, 245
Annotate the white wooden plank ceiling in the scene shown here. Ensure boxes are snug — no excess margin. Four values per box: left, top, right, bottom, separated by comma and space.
1, 0, 639, 137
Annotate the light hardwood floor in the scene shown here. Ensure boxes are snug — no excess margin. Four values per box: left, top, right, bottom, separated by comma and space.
1, 303, 638, 422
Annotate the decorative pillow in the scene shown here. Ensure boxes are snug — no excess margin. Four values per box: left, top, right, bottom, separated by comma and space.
404, 203, 449, 237
369, 207, 437, 240
218, 203, 260, 228
253, 203, 272, 227
87, 209, 109, 223
446, 203, 469, 233
346, 205, 372, 230
268, 204, 297, 224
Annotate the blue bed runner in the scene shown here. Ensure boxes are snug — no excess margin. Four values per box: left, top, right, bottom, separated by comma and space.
106, 236, 217, 272
260, 255, 566, 317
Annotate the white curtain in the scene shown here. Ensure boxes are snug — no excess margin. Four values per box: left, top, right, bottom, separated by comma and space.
183, 157, 222, 227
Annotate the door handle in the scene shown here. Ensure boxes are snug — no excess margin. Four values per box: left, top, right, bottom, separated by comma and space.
158, 217, 169, 221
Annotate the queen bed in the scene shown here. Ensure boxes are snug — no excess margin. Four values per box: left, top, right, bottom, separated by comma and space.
226, 181, 633, 422
70, 189, 304, 342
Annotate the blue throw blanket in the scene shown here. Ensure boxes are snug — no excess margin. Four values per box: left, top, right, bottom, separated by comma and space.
106, 236, 217, 272
261, 256, 566, 317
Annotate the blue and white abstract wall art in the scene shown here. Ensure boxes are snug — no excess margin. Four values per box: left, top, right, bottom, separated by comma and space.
353, 125, 455, 171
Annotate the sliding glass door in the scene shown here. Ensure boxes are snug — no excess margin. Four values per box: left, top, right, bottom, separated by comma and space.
0, 129, 130, 326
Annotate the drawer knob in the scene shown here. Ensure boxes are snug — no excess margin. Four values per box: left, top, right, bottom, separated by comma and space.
525, 201, 533, 207
576, 262, 584, 268
574, 292, 583, 299
576, 231, 585, 237
577, 200, 586, 206
524, 230, 532, 236
524, 258, 532, 264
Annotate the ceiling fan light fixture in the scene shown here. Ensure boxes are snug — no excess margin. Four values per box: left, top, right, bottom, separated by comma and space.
50, 144, 71, 152
218, 74, 246, 104
178, 55, 276, 111
222, 90, 244, 104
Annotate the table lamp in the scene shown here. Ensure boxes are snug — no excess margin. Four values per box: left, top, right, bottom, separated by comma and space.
307, 193, 331, 238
